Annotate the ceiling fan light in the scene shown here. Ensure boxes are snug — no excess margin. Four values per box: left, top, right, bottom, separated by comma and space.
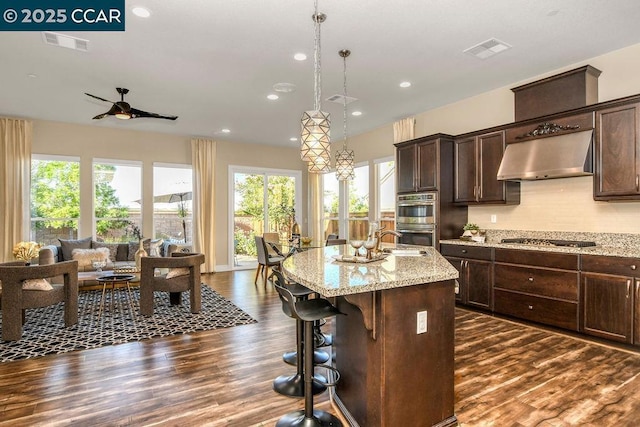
115, 111, 131, 120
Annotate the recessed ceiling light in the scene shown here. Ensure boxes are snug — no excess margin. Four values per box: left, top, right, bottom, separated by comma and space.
547, 9, 559, 17
351, 111, 362, 116
132, 7, 151, 18
290, 137, 298, 142
267, 94, 279, 100
27, 73, 37, 78
294, 53, 307, 61
399, 81, 411, 88
221, 128, 231, 133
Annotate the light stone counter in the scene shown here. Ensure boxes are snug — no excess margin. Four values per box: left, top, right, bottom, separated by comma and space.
440, 238, 640, 258
282, 244, 459, 297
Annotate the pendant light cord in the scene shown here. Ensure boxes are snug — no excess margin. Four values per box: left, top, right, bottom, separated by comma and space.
313, 0, 322, 112
342, 52, 348, 150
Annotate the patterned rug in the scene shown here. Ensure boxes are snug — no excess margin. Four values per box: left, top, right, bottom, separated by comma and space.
0, 285, 257, 362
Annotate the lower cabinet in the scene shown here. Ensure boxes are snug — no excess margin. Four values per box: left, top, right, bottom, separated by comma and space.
440, 244, 640, 346
580, 254, 640, 345
441, 244, 492, 310
493, 249, 579, 331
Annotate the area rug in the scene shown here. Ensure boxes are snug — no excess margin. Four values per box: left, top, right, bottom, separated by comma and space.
0, 285, 257, 362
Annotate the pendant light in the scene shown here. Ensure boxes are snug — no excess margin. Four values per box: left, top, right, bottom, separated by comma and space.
300, 0, 331, 173
335, 49, 355, 181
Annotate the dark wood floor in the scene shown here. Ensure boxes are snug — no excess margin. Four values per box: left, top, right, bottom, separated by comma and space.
1, 270, 639, 426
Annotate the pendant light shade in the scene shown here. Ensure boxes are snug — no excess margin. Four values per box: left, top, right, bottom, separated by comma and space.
300, 2, 330, 173
300, 110, 331, 164
336, 49, 355, 180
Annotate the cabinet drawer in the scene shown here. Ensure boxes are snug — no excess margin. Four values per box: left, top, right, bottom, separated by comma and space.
440, 244, 492, 260
581, 254, 640, 276
494, 289, 578, 331
494, 264, 578, 301
495, 248, 578, 270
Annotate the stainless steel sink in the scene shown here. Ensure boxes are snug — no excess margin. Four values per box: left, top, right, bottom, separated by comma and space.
382, 248, 428, 256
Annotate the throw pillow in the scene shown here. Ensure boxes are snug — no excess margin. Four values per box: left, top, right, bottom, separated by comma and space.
23, 278, 54, 291
166, 267, 190, 279
59, 237, 92, 261
71, 247, 110, 268
149, 239, 164, 257
91, 241, 119, 262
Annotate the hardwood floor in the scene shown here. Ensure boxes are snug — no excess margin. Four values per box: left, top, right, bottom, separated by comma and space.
0, 270, 639, 426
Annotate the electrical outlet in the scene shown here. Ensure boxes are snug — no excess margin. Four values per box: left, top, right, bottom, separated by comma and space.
417, 310, 427, 334
490, 214, 497, 223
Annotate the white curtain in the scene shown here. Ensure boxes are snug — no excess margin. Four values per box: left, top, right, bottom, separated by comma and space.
191, 138, 216, 273
0, 118, 32, 262
393, 117, 416, 143
308, 173, 323, 243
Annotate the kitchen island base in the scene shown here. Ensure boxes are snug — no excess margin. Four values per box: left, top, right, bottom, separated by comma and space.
332, 279, 457, 427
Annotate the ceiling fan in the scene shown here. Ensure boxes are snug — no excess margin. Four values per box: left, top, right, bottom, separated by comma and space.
85, 87, 178, 121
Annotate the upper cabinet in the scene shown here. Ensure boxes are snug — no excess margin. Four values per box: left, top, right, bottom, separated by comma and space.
594, 102, 640, 200
454, 130, 520, 205
395, 134, 453, 193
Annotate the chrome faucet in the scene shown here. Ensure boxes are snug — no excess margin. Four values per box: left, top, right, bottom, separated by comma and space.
374, 230, 403, 253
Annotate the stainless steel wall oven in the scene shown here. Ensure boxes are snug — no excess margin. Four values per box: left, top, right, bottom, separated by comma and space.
396, 192, 437, 246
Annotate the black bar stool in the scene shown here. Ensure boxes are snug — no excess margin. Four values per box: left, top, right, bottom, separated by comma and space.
273, 271, 344, 427
273, 272, 328, 397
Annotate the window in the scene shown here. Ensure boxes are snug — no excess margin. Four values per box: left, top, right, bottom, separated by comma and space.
348, 164, 369, 240
322, 171, 340, 239
376, 158, 396, 240
153, 164, 193, 243
30, 155, 80, 245
230, 166, 301, 269
93, 160, 142, 242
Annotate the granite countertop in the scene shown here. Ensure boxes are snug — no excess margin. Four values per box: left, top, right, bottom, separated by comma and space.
440, 239, 640, 258
282, 244, 459, 297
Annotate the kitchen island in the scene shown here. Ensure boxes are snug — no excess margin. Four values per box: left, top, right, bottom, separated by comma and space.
283, 245, 459, 427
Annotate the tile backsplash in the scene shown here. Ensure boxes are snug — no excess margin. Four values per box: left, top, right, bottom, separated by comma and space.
469, 176, 640, 234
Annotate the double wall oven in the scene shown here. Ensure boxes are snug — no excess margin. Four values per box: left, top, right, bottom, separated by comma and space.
396, 192, 437, 247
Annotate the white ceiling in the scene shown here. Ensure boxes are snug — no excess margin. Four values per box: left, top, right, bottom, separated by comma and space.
2, 0, 640, 148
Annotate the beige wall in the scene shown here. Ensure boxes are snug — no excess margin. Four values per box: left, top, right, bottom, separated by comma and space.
347, 42, 640, 235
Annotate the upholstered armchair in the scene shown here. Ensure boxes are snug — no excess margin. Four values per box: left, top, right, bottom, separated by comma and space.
139, 252, 205, 316
0, 260, 79, 341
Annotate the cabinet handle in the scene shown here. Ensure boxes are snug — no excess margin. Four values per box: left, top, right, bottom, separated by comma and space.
636, 175, 639, 192
631, 265, 637, 270
636, 280, 640, 298
528, 305, 533, 310
461, 249, 467, 254
627, 279, 631, 299
528, 277, 534, 282
473, 186, 477, 199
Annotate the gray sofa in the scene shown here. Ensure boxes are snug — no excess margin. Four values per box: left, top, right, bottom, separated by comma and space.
38, 238, 192, 271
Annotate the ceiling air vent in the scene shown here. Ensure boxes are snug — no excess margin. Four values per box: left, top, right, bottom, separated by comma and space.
42, 32, 89, 52
464, 38, 511, 59
326, 94, 358, 105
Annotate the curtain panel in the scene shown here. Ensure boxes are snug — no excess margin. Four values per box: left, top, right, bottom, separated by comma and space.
0, 118, 32, 262
393, 117, 416, 143
191, 138, 216, 273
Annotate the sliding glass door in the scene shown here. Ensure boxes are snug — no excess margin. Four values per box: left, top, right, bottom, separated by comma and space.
230, 167, 301, 269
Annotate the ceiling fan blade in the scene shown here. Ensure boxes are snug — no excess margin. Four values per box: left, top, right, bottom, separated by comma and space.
130, 108, 178, 120
85, 92, 115, 103
91, 104, 119, 120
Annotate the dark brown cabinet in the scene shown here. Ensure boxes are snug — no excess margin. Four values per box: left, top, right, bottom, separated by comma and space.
454, 131, 520, 205
493, 249, 579, 331
441, 244, 492, 310
594, 102, 640, 200
580, 254, 639, 344
396, 134, 453, 193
